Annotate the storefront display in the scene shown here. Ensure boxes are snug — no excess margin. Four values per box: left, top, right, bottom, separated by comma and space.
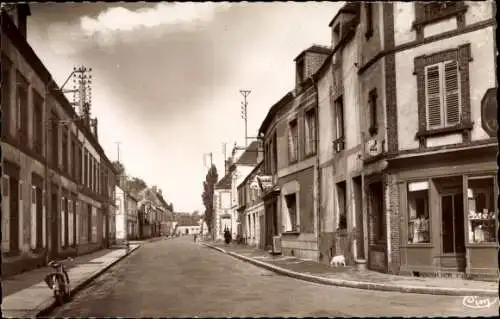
407, 181, 430, 244
467, 177, 496, 243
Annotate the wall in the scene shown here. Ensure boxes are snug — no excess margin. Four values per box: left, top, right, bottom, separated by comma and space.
395, 26, 496, 150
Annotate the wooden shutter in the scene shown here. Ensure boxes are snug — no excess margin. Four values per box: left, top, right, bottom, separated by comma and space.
444, 61, 460, 125
425, 65, 442, 128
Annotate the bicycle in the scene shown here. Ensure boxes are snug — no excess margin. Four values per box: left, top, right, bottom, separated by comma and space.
44, 257, 73, 305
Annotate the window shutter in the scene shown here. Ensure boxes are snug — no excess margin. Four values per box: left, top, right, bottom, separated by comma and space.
425, 65, 442, 128
444, 61, 460, 125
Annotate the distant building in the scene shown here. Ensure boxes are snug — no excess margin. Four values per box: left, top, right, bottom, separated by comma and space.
213, 172, 232, 241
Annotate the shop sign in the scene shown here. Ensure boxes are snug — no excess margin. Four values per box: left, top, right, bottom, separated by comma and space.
365, 138, 383, 157
481, 88, 497, 137
256, 175, 273, 192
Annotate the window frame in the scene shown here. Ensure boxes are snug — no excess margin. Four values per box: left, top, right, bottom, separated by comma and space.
284, 193, 299, 233
406, 180, 431, 245
2, 56, 13, 138
32, 91, 44, 156
414, 45, 473, 145
304, 107, 317, 156
288, 118, 299, 164
368, 89, 378, 136
465, 175, 497, 245
365, 2, 374, 39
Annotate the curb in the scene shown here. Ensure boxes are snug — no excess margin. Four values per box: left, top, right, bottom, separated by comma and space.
35, 245, 141, 317
201, 242, 497, 297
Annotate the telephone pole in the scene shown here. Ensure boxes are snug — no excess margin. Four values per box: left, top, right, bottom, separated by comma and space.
115, 142, 122, 163
240, 90, 251, 147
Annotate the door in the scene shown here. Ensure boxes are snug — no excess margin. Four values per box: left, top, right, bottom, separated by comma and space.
441, 193, 465, 255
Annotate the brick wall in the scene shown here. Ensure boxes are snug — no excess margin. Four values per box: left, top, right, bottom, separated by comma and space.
385, 173, 401, 274
304, 51, 330, 79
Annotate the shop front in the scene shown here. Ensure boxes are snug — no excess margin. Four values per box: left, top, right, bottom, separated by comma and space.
394, 146, 497, 280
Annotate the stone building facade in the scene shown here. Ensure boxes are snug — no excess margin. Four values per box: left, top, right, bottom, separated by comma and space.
1, 4, 117, 277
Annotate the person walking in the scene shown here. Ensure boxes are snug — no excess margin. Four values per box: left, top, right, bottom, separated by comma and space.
194, 233, 198, 243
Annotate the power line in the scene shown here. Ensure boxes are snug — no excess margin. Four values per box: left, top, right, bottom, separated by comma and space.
240, 90, 251, 147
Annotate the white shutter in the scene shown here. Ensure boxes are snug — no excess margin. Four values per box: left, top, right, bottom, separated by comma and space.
444, 61, 460, 125
425, 64, 442, 128
68, 200, 73, 246
30, 186, 37, 249
42, 189, 46, 248
75, 201, 80, 245
61, 197, 65, 247
2, 176, 10, 252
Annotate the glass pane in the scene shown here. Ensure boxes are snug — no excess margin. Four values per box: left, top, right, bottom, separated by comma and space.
467, 177, 496, 243
408, 189, 430, 243
441, 195, 454, 253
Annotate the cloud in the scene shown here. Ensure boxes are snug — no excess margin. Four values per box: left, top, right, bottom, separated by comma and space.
80, 3, 231, 36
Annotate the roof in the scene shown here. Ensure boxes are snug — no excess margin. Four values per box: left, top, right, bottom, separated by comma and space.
238, 161, 263, 189
215, 173, 232, 189
328, 2, 360, 27
294, 44, 332, 62
235, 141, 261, 166
258, 91, 294, 136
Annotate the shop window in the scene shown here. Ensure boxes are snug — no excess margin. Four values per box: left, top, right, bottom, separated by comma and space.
467, 177, 496, 243
407, 181, 430, 244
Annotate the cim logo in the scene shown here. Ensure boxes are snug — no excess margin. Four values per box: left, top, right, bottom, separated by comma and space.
462, 296, 498, 309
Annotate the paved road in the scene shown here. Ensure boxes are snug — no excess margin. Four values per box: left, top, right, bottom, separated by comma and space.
49, 236, 497, 317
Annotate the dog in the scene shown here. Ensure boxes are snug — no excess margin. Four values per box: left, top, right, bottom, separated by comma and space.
330, 255, 346, 267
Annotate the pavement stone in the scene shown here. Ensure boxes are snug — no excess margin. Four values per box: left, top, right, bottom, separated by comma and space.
1, 244, 141, 318
202, 241, 498, 297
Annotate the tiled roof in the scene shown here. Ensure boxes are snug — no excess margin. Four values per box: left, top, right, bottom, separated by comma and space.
235, 141, 260, 166
215, 173, 232, 189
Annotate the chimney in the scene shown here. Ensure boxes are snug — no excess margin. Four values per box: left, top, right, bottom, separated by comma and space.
294, 45, 332, 88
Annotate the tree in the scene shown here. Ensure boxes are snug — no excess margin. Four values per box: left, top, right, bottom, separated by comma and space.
127, 177, 147, 196
201, 164, 218, 233
112, 161, 125, 176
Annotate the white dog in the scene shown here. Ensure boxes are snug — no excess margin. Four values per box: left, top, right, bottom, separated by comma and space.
330, 255, 346, 267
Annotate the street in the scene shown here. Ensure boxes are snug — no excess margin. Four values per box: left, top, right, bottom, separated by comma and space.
49, 236, 496, 317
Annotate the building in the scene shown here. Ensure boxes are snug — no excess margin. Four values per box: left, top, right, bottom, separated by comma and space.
126, 192, 139, 239
1, 4, 117, 277
315, 3, 365, 267
228, 141, 262, 241
312, 1, 496, 279
257, 45, 330, 260
137, 187, 168, 239
213, 172, 232, 241
236, 161, 265, 248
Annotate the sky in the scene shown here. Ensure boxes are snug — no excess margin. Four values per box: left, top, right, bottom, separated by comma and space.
27, 2, 343, 213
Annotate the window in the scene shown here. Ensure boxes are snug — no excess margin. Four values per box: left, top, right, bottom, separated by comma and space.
33, 94, 43, 155
365, 2, 373, 39
284, 193, 298, 232
2, 58, 12, 137
272, 133, 277, 173
30, 186, 37, 250
407, 181, 430, 244
288, 118, 298, 163
336, 181, 347, 230
51, 113, 59, 167
420, 2, 464, 24
61, 197, 66, 248
83, 150, 88, 187
305, 108, 317, 156
334, 96, 345, 152
467, 177, 496, 243
368, 89, 378, 136
425, 61, 460, 129
62, 130, 68, 173
17, 75, 29, 144
71, 137, 76, 179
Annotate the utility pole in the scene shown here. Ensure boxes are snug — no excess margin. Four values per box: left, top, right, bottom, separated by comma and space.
240, 90, 251, 147
115, 142, 122, 163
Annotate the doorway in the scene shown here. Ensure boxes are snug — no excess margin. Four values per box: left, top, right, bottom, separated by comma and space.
9, 177, 19, 252
441, 193, 465, 254
353, 176, 364, 259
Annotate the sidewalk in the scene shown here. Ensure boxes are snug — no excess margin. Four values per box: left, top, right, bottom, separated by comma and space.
2, 244, 140, 318
201, 241, 498, 297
